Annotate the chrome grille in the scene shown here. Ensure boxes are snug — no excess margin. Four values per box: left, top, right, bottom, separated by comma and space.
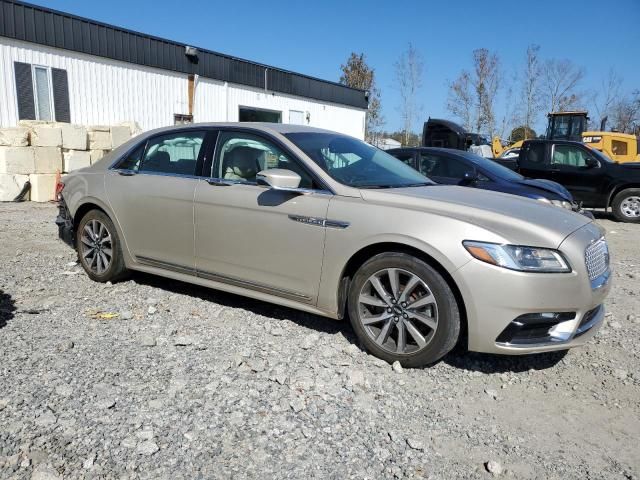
585, 238, 609, 281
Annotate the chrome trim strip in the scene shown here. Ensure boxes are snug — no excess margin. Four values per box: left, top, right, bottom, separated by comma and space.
288, 215, 350, 229
135, 256, 311, 303
110, 169, 203, 181
196, 270, 311, 302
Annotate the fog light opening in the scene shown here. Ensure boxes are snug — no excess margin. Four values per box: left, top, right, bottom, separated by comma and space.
496, 312, 577, 346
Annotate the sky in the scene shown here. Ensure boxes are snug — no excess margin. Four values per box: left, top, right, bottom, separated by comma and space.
30, 0, 640, 135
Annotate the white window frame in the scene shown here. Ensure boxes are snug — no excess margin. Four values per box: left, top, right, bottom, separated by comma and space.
31, 64, 56, 121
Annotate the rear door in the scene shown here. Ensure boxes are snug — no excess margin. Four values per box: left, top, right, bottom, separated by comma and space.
106, 129, 209, 269
518, 142, 554, 181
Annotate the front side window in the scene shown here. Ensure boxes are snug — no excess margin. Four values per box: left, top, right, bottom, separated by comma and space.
285, 132, 432, 188
611, 140, 628, 156
214, 132, 314, 188
552, 145, 590, 167
139, 131, 205, 176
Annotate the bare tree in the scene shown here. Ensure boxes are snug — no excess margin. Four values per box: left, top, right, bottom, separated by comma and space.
591, 68, 623, 127
542, 58, 585, 112
446, 48, 500, 137
611, 90, 640, 133
519, 44, 543, 137
446, 71, 474, 131
394, 43, 424, 145
340, 52, 384, 141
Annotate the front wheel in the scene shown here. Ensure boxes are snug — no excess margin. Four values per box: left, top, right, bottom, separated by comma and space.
76, 209, 129, 282
612, 188, 640, 223
347, 252, 460, 368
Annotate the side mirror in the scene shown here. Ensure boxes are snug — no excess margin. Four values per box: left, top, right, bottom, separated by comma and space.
256, 169, 302, 191
585, 157, 599, 169
459, 169, 478, 186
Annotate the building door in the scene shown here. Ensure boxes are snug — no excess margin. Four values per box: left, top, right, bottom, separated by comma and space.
289, 110, 305, 125
239, 107, 281, 123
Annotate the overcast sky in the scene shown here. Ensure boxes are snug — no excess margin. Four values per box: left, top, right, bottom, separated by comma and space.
33, 0, 640, 135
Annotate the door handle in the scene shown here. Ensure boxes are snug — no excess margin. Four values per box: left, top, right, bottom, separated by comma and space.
206, 179, 232, 186
117, 170, 136, 176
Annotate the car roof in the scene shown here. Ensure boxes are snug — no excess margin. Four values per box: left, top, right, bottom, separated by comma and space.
134, 122, 342, 139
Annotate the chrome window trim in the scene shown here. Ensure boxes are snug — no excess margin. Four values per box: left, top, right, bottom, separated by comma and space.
109, 169, 202, 181
136, 255, 311, 303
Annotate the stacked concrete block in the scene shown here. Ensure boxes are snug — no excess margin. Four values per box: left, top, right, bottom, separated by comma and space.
0, 127, 30, 147
0, 173, 30, 201
110, 125, 131, 149
29, 173, 57, 202
30, 125, 63, 147
90, 150, 108, 164
60, 124, 88, 150
88, 130, 112, 150
0, 146, 36, 174
63, 150, 91, 172
34, 147, 63, 174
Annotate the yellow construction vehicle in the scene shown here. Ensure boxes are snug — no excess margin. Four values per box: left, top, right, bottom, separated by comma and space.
493, 111, 639, 162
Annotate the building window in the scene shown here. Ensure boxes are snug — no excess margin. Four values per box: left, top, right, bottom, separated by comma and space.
33, 66, 53, 121
14, 62, 71, 122
174, 114, 193, 125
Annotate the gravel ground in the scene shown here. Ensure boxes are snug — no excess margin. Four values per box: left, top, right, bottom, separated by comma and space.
0, 202, 638, 480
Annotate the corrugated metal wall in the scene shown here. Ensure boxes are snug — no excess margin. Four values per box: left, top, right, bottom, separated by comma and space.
0, 37, 366, 138
0, 0, 368, 110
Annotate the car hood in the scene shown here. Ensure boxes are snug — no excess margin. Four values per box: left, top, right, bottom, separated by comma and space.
360, 185, 591, 249
516, 178, 573, 201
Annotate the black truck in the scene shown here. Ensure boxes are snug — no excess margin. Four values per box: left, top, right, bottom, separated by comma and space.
494, 139, 640, 223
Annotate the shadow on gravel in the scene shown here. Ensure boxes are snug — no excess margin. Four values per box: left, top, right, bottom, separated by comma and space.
130, 272, 358, 341
443, 349, 567, 374
0, 289, 16, 329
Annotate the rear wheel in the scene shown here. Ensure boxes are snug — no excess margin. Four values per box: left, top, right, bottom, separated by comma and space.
612, 188, 640, 223
347, 252, 460, 368
76, 209, 128, 282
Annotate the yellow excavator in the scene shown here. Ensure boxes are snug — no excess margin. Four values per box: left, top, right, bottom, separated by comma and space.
493, 111, 640, 162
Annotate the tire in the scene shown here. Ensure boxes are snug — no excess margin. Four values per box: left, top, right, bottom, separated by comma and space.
347, 252, 460, 368
611, 188, 640, 223
76, 209, 129, 282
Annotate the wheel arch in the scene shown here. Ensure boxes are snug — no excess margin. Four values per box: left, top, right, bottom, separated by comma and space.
607, 183, 640, 207
337, 242, 468, 347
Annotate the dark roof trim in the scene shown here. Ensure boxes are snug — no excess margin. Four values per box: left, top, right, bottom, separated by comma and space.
0, 0, 369, 109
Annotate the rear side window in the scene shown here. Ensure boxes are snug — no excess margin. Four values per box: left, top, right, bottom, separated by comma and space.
522, 143, 547, 166
420, 153, 469, 179
139, 131, 206, 176
391, 153, 415, 167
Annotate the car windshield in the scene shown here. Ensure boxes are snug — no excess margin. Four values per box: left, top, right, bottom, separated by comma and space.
284, 132, 434, 188
586, 145, 613, 163
455, 151, 524, 181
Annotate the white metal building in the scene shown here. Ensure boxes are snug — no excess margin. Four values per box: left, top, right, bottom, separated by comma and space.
0, 0, 368, 138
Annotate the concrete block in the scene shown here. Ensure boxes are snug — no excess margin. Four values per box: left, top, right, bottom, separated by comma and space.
0, 127, 30, 146
0, 174, 29, 201
0, 147, 36, 174
60, 124, 88, 150
118, 120, 143, 137
90, 150, 108, 164
63, 150, 91, 172
88, 125, 110, 132
110, 125, 131, 149
30, 125, 63, 147
34, 147, 63, 174
88, 131, 111, 150
29, 173, 57, 202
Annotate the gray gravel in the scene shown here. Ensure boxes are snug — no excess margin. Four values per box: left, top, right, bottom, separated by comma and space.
0, 203, 639, 479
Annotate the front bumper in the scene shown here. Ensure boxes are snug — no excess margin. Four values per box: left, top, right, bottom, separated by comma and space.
453, 224, 611, 355
55, 198, 75, 248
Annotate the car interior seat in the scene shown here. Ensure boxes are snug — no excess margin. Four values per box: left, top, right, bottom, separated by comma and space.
222, 146, 261, 182
142, 151, 171, 172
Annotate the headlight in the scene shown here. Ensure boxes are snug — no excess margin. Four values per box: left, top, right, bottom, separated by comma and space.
536, 197, 573, 210
463, 241, 571, 273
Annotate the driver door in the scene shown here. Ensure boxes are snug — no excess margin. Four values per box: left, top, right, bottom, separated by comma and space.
193, 130, 332, 304
549, 144, 605, 206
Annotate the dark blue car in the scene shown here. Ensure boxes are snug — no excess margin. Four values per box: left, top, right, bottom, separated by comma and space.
387, 147, 585, 214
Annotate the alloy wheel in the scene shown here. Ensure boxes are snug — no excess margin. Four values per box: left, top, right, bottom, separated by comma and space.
80, 219, 113, 275
357, 268, 438, 355
620, 196, 640, 218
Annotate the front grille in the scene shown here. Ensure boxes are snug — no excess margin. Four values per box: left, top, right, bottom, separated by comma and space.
585, 238, 609, 281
